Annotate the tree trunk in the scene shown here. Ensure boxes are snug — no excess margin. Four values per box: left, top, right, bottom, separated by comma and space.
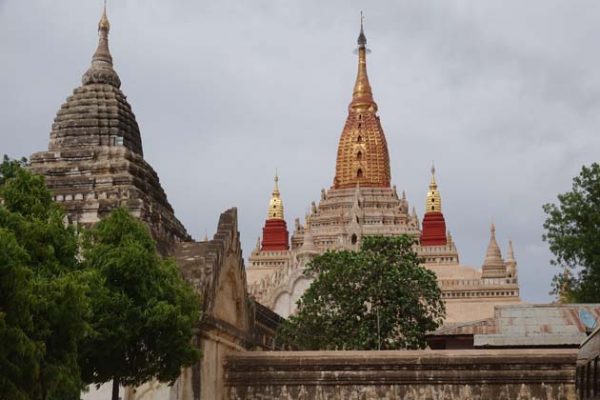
111, 378, 119, 400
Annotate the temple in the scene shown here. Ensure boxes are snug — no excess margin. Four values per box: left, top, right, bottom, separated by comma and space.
246, 20, 521, 323
18, 6, 586, 399
29, 5, 189, 254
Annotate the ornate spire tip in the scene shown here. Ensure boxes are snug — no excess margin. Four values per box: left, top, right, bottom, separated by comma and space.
357, 11, 367, 47
99, 0, 110, 33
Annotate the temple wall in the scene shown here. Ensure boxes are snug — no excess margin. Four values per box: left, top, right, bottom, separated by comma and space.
226, 349, 577, 400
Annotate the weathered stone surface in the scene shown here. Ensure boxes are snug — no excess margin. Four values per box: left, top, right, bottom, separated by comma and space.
29, 8, 190, 254
226, 349, 577, 400
30, 145, 189, 254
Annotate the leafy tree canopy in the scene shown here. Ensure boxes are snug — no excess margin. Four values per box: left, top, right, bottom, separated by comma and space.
0, 156, 88, 400
278, 235, 445, 350
543, 162, 600, 302
79, 208, 200, 399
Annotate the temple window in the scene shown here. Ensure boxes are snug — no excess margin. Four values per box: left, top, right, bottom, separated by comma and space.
351, 234, 357, 244
357, 169, 363, 178
357, 151, 362, 160
357, 135, 363, 143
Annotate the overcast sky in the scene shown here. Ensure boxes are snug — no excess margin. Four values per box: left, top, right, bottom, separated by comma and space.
2, 0, 600, 303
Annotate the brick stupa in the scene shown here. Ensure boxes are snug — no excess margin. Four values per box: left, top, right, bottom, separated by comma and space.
29, 6, 189, 254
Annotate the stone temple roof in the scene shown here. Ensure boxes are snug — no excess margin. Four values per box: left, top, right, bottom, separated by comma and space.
48, 6, 143, 156
30, 6, 188, 253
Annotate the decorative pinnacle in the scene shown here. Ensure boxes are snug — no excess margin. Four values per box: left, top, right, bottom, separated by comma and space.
507, 239, 516, 261
273, 170, 280, 195
82, 1, 121, 87
425, 164, 442, 213
482, 221, 504, 276
429, 163, 437, 188
267, 172, 284, 220
357, 11, 367, 47
99, 0, 110, 32
350, 12, 377, 112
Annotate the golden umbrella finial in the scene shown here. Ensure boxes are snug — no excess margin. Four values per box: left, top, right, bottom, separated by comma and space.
99, 0, 110, 33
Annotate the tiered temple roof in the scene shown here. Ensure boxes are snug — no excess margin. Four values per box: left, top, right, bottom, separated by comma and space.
29, 5, 189, 254
334, 19, 390, 189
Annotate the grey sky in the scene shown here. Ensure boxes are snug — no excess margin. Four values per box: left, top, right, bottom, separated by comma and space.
2, 0, 600, 303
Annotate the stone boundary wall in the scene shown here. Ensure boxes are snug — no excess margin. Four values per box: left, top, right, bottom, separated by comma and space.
226, 349, 577, 399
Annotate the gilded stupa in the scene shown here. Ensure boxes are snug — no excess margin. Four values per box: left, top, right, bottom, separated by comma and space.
247, 18, 521, 322
334, 18, 391, 189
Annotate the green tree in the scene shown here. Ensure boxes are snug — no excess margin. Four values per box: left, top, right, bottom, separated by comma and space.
278, 235, 445, 350
0, 157, 88, 400
543, 162, 600, 302
79, 208, 200, 400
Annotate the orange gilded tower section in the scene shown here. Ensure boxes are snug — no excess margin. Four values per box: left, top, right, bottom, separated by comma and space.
333, 18, 391, 189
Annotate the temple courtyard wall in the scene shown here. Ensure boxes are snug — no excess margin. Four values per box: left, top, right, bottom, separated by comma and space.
225, 349, 577, 400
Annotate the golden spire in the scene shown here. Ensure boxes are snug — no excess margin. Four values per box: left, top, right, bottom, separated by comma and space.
267, 172, 284, 220
350, 12, 377, 112
425, 164, 442, 213
333, 14, 390, 189
82, 1, 121, 87
558, 266, 572, 303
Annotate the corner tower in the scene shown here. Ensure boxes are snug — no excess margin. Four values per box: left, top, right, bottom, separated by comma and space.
29, 5, 189, 254
421, 166, 448, 246
260, 174, 290, 251
481, 224, 507, 278
334, 18, 391, 189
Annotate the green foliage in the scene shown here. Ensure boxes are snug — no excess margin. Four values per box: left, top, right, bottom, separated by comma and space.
0, 158, 88, 400
543, 162, 600, 302
278, 235, 445, 350
79, 208, 201, 390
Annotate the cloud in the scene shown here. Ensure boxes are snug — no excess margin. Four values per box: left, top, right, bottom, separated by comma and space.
2, 0, 600, 303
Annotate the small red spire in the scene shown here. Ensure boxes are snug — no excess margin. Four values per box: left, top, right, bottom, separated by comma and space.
421, 165, 448, 246
261, 219, 289, 251
421, 212, 447, 246
259, 173, 289, 251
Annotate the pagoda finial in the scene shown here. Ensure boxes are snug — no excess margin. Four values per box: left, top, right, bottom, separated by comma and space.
358, 11, 367, 47
425, 164, 442, 213
267, 172, 284, 220
350, 13, 377, 112
82, 1, 121, 87
507, 240, 515, 261
100, 0, 110, 32
482, 222, 506, 278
